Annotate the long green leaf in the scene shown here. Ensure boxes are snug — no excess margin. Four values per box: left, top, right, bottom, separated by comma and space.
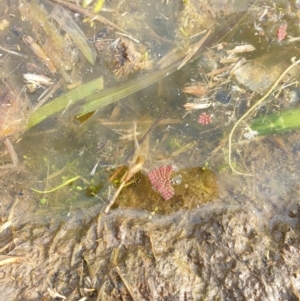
27, 77, 103, 129
77, 65, 179, 117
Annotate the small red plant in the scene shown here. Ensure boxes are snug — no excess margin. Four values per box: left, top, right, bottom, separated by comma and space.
198, 112, 212, 125
277, 24, 287, 42
148, 165, 174, 200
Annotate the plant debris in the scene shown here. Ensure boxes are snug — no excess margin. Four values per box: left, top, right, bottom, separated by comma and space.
2, 1, 300, 299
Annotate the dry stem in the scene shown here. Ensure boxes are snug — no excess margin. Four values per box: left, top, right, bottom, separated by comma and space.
49, 0, 134, 37
177, 29, 211, 70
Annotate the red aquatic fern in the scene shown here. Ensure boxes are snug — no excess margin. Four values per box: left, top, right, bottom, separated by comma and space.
148, 165, 174, 200
277, 24, 287, 42
198, 112, 212, 125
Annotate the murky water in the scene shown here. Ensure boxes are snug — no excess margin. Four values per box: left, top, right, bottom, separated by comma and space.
1, 0, 300, 300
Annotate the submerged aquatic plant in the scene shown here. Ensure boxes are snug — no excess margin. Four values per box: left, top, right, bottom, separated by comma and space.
228, 59, 300, 176
148, 165, 174, 200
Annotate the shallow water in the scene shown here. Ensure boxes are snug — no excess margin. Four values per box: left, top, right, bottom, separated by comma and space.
2, 0, 300, 299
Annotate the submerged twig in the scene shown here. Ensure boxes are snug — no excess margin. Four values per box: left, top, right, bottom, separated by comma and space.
124, 109, 168, 163
104, 155, 145, 213
228, 59, 300, 176
0, 220, 13, 234
105, 109, 168, 212
0, 255, 25, 266
23, 73, 53, 86
95, 118, 180, 126
105, 122, 146, 213
49, 0, 133, 37
115, 267, 139, 301
90, 158, 101, 176
107, 110, 167, 184
34, 78, 64, 111
4, 138, 18, 166
177, 29, 211, 70
0, 45, 27, 58
51, 5, 96, 65
22, 35, 57, 73
47, 288, 66, 300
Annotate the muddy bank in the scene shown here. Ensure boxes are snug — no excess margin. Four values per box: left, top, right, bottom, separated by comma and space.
1, 194, 300, 301
2, 0, 300, 299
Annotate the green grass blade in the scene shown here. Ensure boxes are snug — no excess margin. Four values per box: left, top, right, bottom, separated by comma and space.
31, 176, 80, 194
77, 65, 179, 117
27, 77, 103, 129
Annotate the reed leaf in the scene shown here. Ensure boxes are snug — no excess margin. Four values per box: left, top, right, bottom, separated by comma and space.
27, 77, 103, 128
77, 64, 180, 117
